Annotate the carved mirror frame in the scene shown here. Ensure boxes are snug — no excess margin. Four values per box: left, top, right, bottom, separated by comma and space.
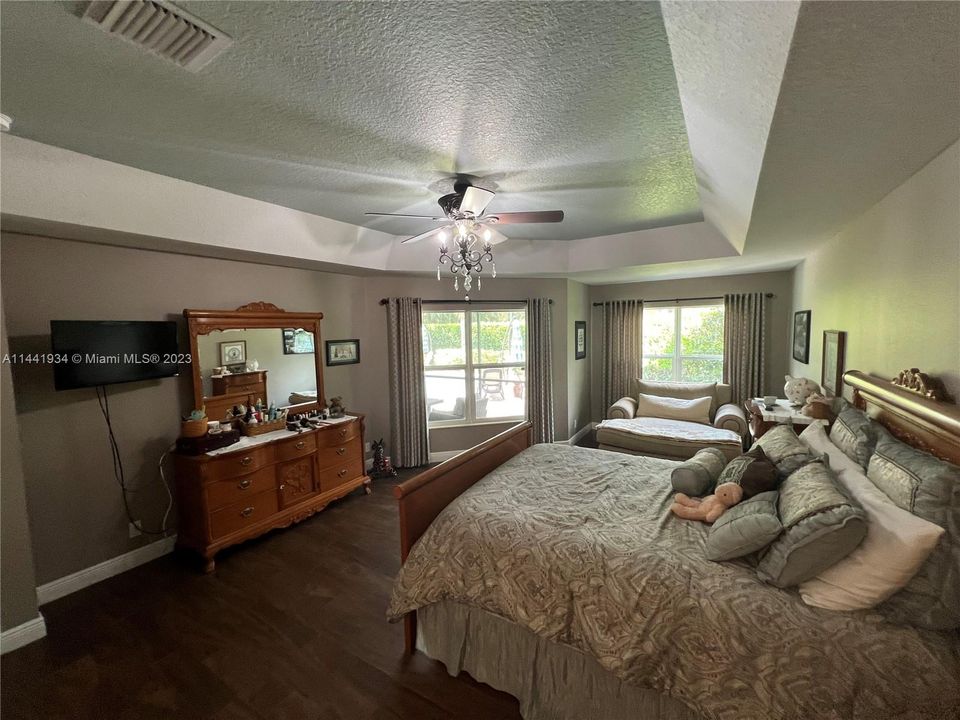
184, 302, 325, 415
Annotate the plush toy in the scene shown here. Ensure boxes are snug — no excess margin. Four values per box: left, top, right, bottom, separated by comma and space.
670, 482, 744, 523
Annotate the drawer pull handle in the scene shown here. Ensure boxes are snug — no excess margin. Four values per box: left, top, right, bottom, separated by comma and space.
336, 447, 346, 456
240, 506, 254, 518
338, 429, 347, 438
279, 484, 286, 491
240, 456, 253, 467
338, 469, 348, 478
296, 441, 306, 450
238, 478, 252, 489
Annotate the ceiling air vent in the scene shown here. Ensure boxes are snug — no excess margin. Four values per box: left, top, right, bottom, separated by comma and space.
82, 0, 232, 72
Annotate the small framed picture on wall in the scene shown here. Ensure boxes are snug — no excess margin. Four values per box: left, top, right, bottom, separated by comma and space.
325, 339, 360, 366
575, 321, 587, 360
792, 310, 811, 363
821, 330, 847, 396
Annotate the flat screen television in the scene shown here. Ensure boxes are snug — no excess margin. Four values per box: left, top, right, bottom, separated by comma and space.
51, 320, 180, 391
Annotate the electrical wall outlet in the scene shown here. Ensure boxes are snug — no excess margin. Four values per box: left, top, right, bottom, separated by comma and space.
364, 441, 371, 454
128, 522, 142, 538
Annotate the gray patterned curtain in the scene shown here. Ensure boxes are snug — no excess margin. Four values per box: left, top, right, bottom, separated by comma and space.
386, 297, 429, 467
723, 293, 767, 404
600, 300, 643, 409
526, 298, 554, 444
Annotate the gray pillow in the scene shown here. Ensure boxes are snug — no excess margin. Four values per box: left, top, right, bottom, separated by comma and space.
868, 428, 960, 630
671, 447, 727, 496
829, 402, 876, 467
757, 461, 867, 588
706, 491, 782, 561
754, 424, 820, 479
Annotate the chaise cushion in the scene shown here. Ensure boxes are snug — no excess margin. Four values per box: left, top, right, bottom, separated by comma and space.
632, 379, 721, 417
597, 417, 743, 461
635, 392, 712, 424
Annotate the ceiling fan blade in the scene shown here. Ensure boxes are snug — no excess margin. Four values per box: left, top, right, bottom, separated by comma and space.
460, 186, 495, 216
400, 226, 449, 244
485, 210, 564, 224
365, 212, 447, 220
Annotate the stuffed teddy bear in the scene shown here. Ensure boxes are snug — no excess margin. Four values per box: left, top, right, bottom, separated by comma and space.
670, 482, 743, 523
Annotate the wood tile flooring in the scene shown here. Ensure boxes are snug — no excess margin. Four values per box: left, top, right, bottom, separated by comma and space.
1, 472, 522, 719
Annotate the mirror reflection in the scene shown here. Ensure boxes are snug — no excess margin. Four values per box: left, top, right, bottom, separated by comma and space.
196, 327, 318, 410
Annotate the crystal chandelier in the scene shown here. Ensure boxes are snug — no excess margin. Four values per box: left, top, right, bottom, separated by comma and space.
437, 219, 496, 300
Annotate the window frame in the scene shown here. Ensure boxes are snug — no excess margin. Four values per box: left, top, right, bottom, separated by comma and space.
641, 301, 724, 384
423, 305, 527, 428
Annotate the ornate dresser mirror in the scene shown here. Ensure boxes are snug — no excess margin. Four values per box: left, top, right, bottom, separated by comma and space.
184, 302, 325, 421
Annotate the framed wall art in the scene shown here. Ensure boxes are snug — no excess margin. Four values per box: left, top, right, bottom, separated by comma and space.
325, 339, 360, 366
821, 330, 847, 396
792, 310, 811, 364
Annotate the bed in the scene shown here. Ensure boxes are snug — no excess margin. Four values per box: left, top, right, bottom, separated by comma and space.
388, 371, 960, 719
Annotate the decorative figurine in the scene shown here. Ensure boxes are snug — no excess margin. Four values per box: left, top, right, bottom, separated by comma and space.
370, 439, 397, 479
783, 375, 821, 406
328, 396, 345, 418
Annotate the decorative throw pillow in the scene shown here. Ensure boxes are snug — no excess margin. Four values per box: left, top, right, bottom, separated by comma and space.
866, 428, 960, 630
715, 445, 779, 499
797, 422, 945, 611
632, 379, 720, 417
756, 461, 867, 588
706, 491, 782, 561
754, 424, 820, 479
635, 392, 712, 425
671, 447, 728, 496
829, 402, 876, 467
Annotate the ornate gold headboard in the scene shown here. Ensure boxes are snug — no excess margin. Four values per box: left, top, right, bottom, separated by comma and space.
844, 369, 960, 465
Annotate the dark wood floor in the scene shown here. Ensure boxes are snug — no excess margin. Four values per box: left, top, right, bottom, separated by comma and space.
1, 471, 522, 719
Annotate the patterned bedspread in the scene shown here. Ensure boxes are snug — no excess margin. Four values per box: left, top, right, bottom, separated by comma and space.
387, 444, 960, 720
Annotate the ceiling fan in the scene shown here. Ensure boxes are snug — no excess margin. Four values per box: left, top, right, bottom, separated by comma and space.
365, 181, 564, 244
365, 181, 564, 299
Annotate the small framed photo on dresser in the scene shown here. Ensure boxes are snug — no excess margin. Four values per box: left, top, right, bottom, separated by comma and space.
821, 330, 846, 396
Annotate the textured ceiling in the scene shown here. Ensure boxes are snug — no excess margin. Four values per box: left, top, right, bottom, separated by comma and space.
0, 0, 701, 241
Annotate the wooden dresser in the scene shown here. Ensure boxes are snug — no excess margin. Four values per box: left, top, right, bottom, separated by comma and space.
173, 416, 369, 572
177, 303, 369, 572
206, 370, 268, 422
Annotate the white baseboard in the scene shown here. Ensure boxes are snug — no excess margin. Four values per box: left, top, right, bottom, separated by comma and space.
37, 535, 177, 606
1, 614, 46, 654
429, 450, 463, 463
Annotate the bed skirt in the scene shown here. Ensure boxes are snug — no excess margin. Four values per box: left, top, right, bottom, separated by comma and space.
417, 601, 702, 720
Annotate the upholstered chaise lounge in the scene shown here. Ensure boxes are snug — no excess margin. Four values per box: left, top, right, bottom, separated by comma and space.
597, 380, 748, 461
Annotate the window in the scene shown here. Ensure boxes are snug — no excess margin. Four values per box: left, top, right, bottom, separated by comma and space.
642, 303, 724, 383
422, 307, 527, 425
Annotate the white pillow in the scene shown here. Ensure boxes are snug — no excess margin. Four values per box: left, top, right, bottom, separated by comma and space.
635, 393, 711, 424
797, 422, 944, 610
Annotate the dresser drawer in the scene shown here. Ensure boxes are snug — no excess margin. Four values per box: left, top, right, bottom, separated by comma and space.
275, 433, 317, 463
316, 437, 362, 471
319, 459, 364, 492
209, 489, 278, 540
227, 384, 263, 396
317, 421, 359, 448
206, 465, 275, 511
206, 445, 274, 482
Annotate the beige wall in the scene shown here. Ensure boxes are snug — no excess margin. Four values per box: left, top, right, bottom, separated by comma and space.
566, 280, 591, 436
1, 297, 41, 631
0, 233, 366, 584
790, 141, 960, 401
589, 270, 795, 420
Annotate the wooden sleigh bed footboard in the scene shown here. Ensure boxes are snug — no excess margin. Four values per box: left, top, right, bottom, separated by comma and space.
394, 421, 533, 653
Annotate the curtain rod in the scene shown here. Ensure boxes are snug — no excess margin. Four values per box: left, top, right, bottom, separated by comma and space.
380, 298, 551, 305
592, 293, 774, 307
